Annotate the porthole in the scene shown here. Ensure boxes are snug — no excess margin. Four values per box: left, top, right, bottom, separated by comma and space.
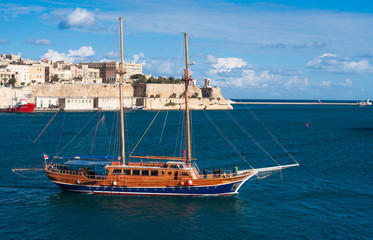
160, 171, 164, 175
168, 171, 172, 175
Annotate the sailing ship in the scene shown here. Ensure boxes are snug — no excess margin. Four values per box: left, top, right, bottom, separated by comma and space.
42, 17, 298, 196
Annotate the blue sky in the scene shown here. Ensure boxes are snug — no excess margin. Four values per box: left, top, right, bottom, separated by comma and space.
1, 0, 372, 99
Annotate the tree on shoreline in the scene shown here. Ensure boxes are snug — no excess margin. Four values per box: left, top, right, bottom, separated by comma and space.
8, 77, 16, 87
50, 74, 59, 83
130, 74, 182, 84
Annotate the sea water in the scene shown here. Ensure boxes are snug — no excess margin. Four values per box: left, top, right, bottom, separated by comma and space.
0, 105, 372, 239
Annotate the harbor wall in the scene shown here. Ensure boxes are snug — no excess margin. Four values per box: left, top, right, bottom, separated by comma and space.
0, 83, 232, 110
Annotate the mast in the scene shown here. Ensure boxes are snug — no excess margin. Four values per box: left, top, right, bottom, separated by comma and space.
119, 17, 126, 164
184, 32, 192, 168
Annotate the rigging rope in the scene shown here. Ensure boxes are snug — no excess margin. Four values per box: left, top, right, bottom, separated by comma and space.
57, 111, 99, 155
220, 78, 299, 165
56, 111, 66, 155
174, 109, 184, 157
124, 109, 131, 159
90, 109, 102, 155
129, 110, 160, 156
224, 110, 281, 166
203, 111, 253, 169
159, 111, 169, 156
33, 109, 61, 143
108, 111, 117, 156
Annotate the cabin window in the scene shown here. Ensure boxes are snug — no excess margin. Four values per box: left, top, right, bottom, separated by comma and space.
124, 169, 131, 175
133, 170, 140, 175
142, 170, 149, 176
151, 170, 158, 176
170, 165, 179, 169
181, 172, 189, 176
113, 169, 122, 175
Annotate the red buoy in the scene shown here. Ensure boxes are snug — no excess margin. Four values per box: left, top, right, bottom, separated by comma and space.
306, 123, 309, 127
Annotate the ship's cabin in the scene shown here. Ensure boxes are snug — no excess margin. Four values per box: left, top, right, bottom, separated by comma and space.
105, 160, 197, 179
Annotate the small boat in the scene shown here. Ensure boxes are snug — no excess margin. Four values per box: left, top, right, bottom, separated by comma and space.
0, 99, 35, 113
41, 17, 298, 196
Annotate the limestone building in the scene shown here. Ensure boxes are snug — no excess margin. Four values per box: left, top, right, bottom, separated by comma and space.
88, 61, 142, 83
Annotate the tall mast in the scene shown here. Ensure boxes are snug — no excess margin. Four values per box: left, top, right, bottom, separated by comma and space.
119, 17, 126, 164
184, 32, 192, 168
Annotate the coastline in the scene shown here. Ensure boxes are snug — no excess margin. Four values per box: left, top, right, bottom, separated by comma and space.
231, 101, 362, 106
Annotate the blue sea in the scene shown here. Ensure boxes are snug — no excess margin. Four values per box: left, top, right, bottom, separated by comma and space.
0, 103, 372, 239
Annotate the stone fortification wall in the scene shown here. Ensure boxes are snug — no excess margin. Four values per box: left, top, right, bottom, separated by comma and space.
144, 97, 233, 110
145, 84, 202, 98
201, 87, 221, 98
98, 97, 138, 110
143, 83, 231, 110
0, 83, 232, 110
0, 87, 33, 108
31, 84, 133, 97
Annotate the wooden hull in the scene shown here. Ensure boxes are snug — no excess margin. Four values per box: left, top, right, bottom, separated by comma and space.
45, 166, 255, 196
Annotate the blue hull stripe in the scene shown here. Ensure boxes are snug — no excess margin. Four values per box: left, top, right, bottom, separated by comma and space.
53, 180, 247, 196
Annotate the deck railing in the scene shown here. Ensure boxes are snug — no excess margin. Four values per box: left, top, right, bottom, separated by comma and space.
199, 170, 239, 179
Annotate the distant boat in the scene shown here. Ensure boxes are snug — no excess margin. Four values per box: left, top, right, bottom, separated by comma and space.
0, 99, 35, 113
39, 17, 299, 196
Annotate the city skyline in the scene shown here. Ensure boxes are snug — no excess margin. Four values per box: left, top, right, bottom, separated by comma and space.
1, 0, 372, 99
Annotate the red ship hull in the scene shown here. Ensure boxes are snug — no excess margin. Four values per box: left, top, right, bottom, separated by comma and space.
0, 103, 36, 113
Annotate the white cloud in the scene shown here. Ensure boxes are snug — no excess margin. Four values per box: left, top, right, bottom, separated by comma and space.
43, 49, 73, 62
99, 58, 111, 62
26, 38, 52, 45
307, 53, 373, 73
293, 41, 327, 49
58, 8, 95, 29
284, 76, 309, 90
321, 80, 332, 87
104, 51, 119, 59
67, 46, 94, 57
241, 70, 272, 87
143, 59, 175, 76
42, 46, 95, 63
319, 77, 352, 88
208, 56, 247, 74
0, 38, 8, 44
133, 53, 145, 63
128, 53, 174, 75
206, 55, 308, 90
341, 77, 352, 87
0, 3, 45, 18
260, 41, 327, 49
